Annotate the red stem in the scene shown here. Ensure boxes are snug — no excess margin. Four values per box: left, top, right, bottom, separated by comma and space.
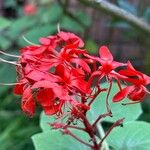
63, 129, 93, 148
98, 118, 124, 148
79, 112, 99, 149
92, 111, 112, 128
67, 125, 86, 132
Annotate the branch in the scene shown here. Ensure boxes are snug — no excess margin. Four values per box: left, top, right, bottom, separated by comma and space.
78, 0, 150, 36
97, 123, 110, 150
98, 118, 124, 148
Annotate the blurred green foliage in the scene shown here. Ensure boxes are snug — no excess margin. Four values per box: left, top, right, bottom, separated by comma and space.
0, 1, 92, 150
1, 0, 150, 149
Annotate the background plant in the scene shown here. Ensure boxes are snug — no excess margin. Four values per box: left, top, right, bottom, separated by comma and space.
1, 0, 150, 150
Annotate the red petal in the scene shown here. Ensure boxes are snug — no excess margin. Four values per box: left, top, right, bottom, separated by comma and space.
71, 58, 91, 73
32, 80, 58, 89
39, 37, 50, 45
99, 46, 113, 61
113, 86, 134, 102
112, 61, 125, 68
71, 78, 91, 94
57, 31, 84, 47
22, 97, 35, 116
13, 84, 24, 95
22, 86, 35, 116
31, 46, 46, 55
43, 104, 60, 115
36, 88, 55, 106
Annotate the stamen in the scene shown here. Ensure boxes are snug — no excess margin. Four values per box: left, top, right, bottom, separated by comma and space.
0, 58, 21, 66
22, 36, 39, 46
57, 23, 61, 33
0, 50, 20, 58
0, 82, 24, 86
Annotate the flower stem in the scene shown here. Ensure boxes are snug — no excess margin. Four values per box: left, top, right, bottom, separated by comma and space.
98, 118, 124, 149
62, 129, 93, 148
92, 111, 112, 128
96, 123, 110, 150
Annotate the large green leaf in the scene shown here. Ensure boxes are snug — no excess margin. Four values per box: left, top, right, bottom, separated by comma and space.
18, 25, 56, 46
61, 16, 84, 33
0, 17, 11, 30
33, 112, 92, 150
7, 16, 37, 39
87, 82, 142, 123
74, 12, 91, 27
85, 39, 98, 54
40, 112, 56, 131
0, 64, 16, 93
41, 4, 62, 23
0, 36, 11, 50
32, 130, 90, 150
107, 121, 150, 150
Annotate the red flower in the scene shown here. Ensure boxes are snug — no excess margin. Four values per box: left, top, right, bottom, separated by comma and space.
88, 46, 125, 80
113, 62, 150, 102
13, 31, 150, 118
57, 31, 84, 48
21, 86, 35, 116
23, 3, 37, 16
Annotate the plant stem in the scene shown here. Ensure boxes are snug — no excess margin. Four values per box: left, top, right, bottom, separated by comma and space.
67, 125, 85, 132
63, 129, 93, 148
98, 118, 124, 148
92, 111, 112, 128
75, 110, 99, 149
78, 0, 150, 36
96, 123, 110, 150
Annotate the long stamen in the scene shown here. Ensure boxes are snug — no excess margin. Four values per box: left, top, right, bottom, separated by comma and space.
22, 36, 39, 46
0, 50, 20, 58
0, 58, 20, 66
57, 23, 61, 33
0, 82, 23, 86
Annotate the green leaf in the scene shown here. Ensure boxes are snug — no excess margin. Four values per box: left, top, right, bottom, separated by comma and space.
61, 16, 84, 33
0, 64, 16, 93
107, 121, 150, 150
87, 82, 142, 123
0, 36, 11, 50
85, 39, 98, 54
74, 12, 91, 27
7, 16, 37, 39
40, 112, 56, 131
4, 0, 17, 7
41, 4, 62, 23
18, 25, 56, 46
33, 112, 92, 150
32, 130, 90, 150
0, 17, 11, 30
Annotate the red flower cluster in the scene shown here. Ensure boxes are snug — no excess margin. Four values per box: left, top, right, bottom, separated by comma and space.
14, 31, 150, 117
23, 3, 37, 16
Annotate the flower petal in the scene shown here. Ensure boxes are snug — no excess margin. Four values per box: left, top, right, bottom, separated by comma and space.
113, 86, 134, 102
99, 46, 113, 61
36, 88, 55, 106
